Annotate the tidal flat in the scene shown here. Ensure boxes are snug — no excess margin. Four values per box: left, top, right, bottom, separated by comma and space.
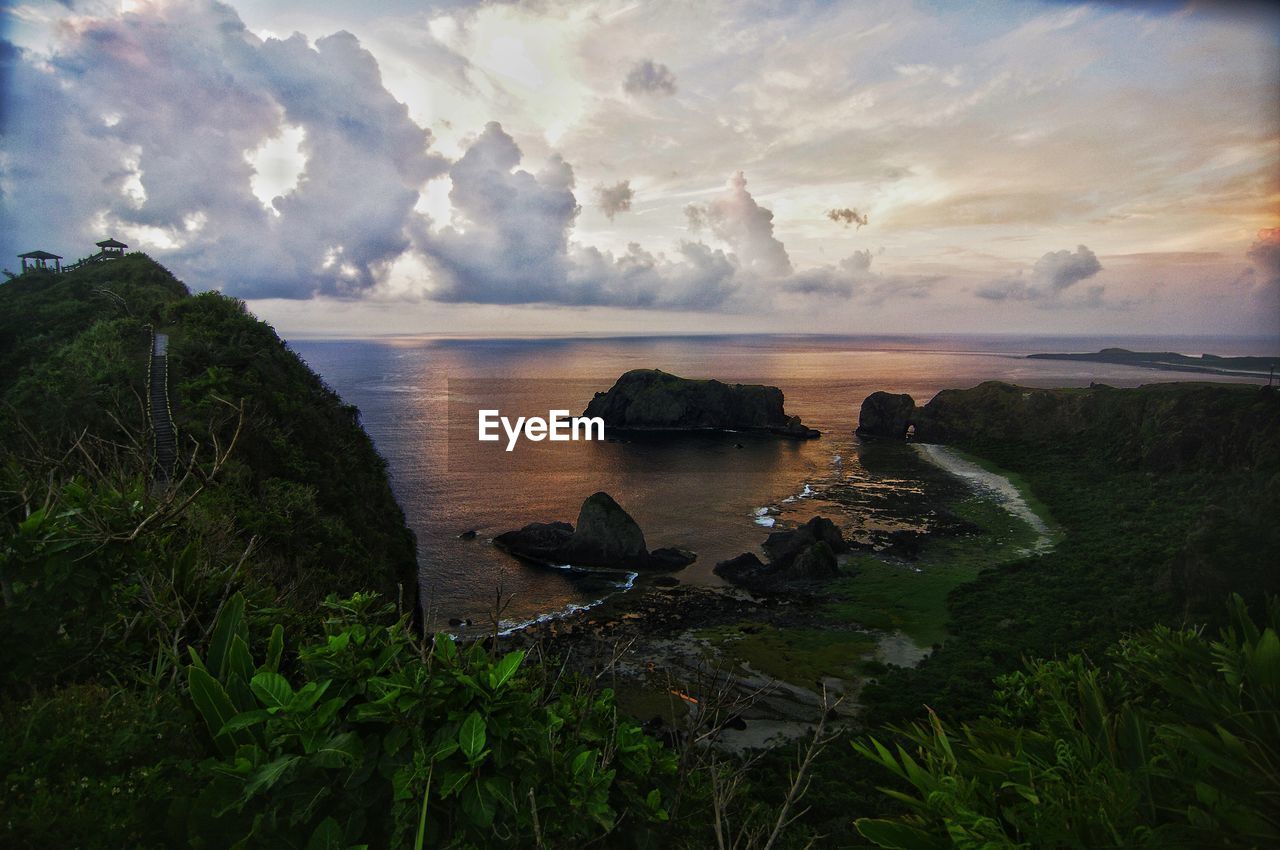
498, 438, 1055, 749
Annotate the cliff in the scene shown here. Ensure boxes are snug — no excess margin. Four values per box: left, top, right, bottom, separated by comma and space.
0, 254, 418, 614
856, 380, 1280, 474
583, 369, 819, 438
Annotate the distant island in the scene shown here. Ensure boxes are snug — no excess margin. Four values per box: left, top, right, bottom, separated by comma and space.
1028, 347, 1279, 379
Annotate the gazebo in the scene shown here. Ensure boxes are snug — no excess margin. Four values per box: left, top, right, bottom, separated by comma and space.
96, 238, 128, 259
18, 250, 62, 273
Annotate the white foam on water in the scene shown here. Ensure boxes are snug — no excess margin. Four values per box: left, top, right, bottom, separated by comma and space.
488, 568, 640, 637
754, 515, 776, 527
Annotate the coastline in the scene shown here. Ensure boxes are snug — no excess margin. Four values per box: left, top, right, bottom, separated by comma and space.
911, 443, 1057, 555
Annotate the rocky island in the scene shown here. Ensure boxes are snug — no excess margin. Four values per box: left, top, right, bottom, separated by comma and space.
494, 491, 697, 571
583, 368, 819, 438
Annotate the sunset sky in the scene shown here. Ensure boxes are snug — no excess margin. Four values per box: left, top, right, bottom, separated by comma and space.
2, 0, 1277, 339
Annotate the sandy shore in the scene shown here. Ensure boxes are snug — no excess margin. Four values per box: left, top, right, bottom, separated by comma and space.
912, 443, 1055, 554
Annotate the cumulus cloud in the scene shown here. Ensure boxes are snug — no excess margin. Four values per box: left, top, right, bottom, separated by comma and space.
977, 244, 1103, 303
1244, 227, 1280, 326
684, 172, 792, 276
778, 249, 936, 302
0, 3, 936, 315
594, 180, 634, 220
826, 207, 869, 229
623, 59, 677, 97
425, 122, 579, 303
1247, 228, 1280, 289
423, 124, 740, 308
0, 0, 445, 298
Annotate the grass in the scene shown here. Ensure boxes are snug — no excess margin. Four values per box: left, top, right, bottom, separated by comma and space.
687, 453, 1055, 692
698, 623, 877, 689
825, 488, 1047, 648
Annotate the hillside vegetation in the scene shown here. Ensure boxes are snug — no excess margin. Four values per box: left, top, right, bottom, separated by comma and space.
0, 257, 1275, 848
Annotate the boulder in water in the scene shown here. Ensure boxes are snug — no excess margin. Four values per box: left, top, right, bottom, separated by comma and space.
495, 493, 695, 571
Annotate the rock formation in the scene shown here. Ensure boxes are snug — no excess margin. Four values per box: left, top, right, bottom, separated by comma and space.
583, 369, 819, 439
855, 391, 916, 439
495, 492, 696, 571
714, 516, 847, 590
855, 381, 1280, 475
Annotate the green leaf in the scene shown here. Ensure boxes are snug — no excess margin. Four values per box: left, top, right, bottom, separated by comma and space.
218, 709, 274, 736
461, 781, 495, 828
290, 679, 333, 713
489, 650, 524, 691
306, 817, 344, 850
433, 634, 457, 663
437, 769, 469, 798
571, 749, 594, 778
312, 732, 363, 768
855, 818, 944, 849
459, 711, 486, 761
250, 671, 295, 710
262, 624, 285, 674
189, 665, 246, 757
208, 593, 247, 681
244, 755, 299, 798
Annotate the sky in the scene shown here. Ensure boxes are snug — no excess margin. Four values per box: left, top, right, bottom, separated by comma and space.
1, 0, 1277, 340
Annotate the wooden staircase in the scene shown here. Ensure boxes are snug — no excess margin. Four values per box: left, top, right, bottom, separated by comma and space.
148, 331, 176, 488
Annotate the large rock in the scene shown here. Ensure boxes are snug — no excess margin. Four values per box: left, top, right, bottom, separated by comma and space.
583, 369, 819, 439
785, 541, 838, 580
856, 391, 916, 439
495, 492, 696, 571
714, 516, 847, 591
713, 552, 767, 585
563, 492, 648, 564
762, 516, 849, 569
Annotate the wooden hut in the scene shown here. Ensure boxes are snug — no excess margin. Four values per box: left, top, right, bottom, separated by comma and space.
96, 238, 128, 259
18, 250, 62, 273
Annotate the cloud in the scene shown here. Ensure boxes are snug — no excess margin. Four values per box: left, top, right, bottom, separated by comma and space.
0, 0, 445, 298
425, 122, 580, 303
623, 59, 677, 97
779, 248, 937, 302
1247, 227, 1280, 289
684, 172, 792, 276
423, 124, 740, 308
826, 207, 869, 229
1245, 227, 1280, 326
977, 244, 1104, 303
1033, 244, 1103, 292
594, 180, 634, 220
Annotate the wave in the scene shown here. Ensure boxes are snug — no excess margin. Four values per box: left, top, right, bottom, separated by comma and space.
489, 568, 639, 638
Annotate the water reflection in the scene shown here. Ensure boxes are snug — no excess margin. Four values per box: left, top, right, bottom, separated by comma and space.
290, 334, 1267, 629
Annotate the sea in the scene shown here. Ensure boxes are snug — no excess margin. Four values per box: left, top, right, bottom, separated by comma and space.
288, 333, 1274, 631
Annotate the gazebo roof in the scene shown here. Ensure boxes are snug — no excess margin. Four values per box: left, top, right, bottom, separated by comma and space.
19, 250, 62, 260
96, 238, 128, 248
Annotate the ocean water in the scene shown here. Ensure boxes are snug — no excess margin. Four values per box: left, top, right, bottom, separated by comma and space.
289, 334, 1271, 630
